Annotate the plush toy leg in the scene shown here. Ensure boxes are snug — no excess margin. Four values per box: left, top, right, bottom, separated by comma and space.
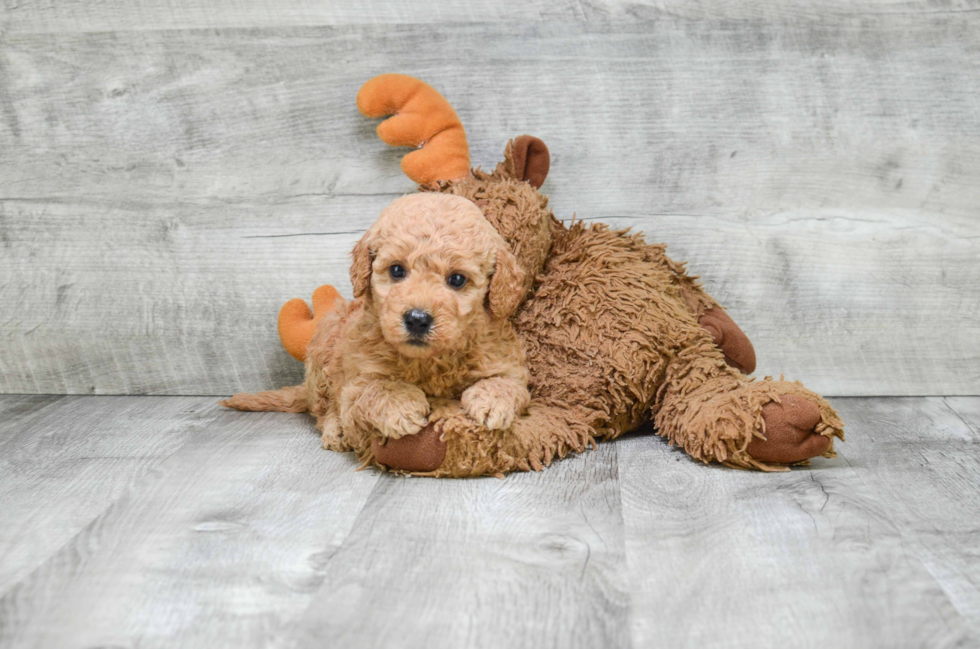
698, 307, 757, 374
364, 379, 842, 476
368, 399, 595, 477
654, 348, 844, 470
637, 241, 757, 375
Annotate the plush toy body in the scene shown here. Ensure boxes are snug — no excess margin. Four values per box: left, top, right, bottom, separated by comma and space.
223, 74, 844, 476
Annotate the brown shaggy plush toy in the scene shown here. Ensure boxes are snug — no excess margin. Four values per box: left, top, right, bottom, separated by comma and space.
224, 74, 844, 477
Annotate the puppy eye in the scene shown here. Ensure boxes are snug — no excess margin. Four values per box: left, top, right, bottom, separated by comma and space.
447, 273, 467, 289
389, 264, 406, 280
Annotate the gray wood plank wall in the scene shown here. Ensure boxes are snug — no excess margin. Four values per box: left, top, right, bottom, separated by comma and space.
1, 5, 978, 396
3, 0, 980, 31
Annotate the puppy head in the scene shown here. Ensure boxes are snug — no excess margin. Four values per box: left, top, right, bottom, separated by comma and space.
351, 193, 525, 359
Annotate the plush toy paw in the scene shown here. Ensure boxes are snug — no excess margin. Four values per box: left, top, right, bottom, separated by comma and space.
372, 422, 448, 473
747, 394, 831, 464
699, 307, 757, 374
461, 379, 528, 430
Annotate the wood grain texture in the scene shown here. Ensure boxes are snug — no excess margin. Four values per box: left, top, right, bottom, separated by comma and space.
0, 395, 216, 593
0, 394, 64, 439
617, 397, 980, 647
288, 444, 630, 649
1, 19, 979, 395
3, 0, 978, 33
0, 401, 380, 648
833, 397, 980, 637
579, 0, 980, 19
0, 0, 586, 33
1, 395, 979, 647
946, 397, 980, 437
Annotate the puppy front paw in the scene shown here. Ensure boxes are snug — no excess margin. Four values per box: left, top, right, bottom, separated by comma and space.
321, 429, 348, 452
376, 393, 430, 439
462, 385, 520, 431
319, 414, 350, 452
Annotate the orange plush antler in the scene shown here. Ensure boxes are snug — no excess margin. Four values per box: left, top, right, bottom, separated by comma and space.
278, 285, 342, 362
357, 74, 471, 184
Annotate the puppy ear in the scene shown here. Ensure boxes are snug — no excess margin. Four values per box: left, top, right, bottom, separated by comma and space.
350, 233, 374, 299
488, 242, 526, 320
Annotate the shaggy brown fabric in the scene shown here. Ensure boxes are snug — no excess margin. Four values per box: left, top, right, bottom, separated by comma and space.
372, 398, 594, 478
368, 138, 844, 476
367, 386, 842, 474
225, 135, 844, 477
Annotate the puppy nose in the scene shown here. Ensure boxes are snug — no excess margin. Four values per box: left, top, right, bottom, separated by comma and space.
403, 309, 434, 337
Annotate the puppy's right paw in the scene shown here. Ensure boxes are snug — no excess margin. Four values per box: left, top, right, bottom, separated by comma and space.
321, 429, 348, 452
319, 415, 351, 452
376, 394, 430, 440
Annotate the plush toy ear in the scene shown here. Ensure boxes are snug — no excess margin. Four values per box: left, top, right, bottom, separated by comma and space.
510, 135, 550, 189
488, 242, 527, 320
350, 234, 374, 299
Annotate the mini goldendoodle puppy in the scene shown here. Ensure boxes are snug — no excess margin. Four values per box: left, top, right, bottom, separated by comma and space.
223, 193, 530, 455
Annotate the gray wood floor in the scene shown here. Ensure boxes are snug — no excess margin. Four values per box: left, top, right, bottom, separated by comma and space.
1, 394, 978, 648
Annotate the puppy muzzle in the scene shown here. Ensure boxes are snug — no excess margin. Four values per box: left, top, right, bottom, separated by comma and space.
403, 309, 434, 344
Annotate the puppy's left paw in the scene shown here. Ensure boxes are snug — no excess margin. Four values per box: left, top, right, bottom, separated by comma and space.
462, 383, 523, 431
